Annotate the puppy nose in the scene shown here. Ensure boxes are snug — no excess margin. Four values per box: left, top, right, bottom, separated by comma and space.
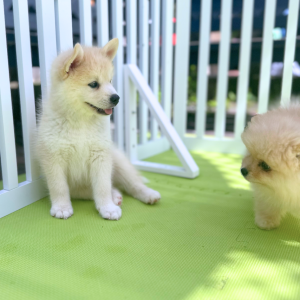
110, 94, 120, 105
241, 168, 249, 177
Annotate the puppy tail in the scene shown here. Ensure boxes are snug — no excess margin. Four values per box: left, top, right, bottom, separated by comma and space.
112, 147, 148, 196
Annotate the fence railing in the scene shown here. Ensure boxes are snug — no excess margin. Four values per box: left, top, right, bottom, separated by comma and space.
126, 0, 300, 156
0, 0, 300, 217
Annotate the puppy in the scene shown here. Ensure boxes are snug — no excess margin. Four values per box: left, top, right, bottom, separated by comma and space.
241, 105, 300, 229
36, 38, 161, 220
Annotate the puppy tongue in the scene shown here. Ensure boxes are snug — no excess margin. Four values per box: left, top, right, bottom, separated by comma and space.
104, 108, 113, 115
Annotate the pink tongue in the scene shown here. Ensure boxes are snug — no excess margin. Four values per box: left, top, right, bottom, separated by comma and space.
104, 108, 113, 115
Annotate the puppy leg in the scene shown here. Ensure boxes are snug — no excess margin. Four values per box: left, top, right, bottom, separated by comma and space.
112, 148, 161, 204
112, 188, 123, 206
91, 151, 121, 220
44, 163, 73, 219
254, 192, 283, 230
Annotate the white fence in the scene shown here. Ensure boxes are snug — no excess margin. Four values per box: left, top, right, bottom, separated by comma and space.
0, 0, 299, 217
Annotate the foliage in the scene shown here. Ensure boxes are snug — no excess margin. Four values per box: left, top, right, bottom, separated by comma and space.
187, 65, 258, 110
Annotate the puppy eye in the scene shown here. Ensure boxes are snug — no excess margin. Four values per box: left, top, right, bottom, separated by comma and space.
259, 161, 271, 172
88, 81, 99, 89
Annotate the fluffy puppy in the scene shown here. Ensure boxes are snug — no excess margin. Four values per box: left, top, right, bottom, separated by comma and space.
36, 38, 161, 220
241, 105, 300, 230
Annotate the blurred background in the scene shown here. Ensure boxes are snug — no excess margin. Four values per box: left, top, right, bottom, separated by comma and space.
3, 0, 300, 177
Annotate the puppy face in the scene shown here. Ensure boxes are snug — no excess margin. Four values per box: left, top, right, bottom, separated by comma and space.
241, 152, 273, 185
50, 38, 119, 117
241, 107, 300, 192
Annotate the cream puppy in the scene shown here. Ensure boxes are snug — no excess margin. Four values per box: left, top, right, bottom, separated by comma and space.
241, 105, 300, 229
36, 38, 161, 220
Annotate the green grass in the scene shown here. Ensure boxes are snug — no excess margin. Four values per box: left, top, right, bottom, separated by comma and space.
0, 151, 299, 299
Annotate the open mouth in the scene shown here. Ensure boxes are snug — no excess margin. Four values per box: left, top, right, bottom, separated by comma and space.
85, 102, 113, 115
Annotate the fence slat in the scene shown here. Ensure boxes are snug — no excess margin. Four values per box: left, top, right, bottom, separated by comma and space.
112, 0, 124, 150
234, 0, 254, 138
126, 0, 137, 64
161, 0, 173, 120
173, 0, 191, 137
97, 0, 109, 47
257, 0, 277, 114
36, 0, 57, 97
149, 0, 160, 140
126, 0, 137, 149
281, 0, 300, 106
214, 0, 233, 139
0, 0, 18, 190
79, 0, 92, 46
124, 68, 138, 161
138, 0, 149, 145
13, 0, 40, 181
195, 0, 212, 138
54, 0, 73, 53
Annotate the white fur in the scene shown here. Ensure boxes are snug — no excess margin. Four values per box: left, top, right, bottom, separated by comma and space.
35, 40, 160, 220
241, 104, 300, 229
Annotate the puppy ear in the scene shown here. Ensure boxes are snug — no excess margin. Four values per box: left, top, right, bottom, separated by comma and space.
102, 38, 119, 61
63, 43, 84, 79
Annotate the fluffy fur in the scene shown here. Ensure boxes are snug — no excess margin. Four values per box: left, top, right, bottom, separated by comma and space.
241, 104, 300, 229
35, 38, 161, 220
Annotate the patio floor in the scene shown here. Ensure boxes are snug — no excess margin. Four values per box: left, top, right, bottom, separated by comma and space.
0, 150, 299, 300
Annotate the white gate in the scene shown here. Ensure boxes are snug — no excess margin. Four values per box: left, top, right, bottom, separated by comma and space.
0, 0, 299, 217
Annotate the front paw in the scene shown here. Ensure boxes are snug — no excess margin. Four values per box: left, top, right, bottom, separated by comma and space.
99, 203, 122, 220
255, 215, 281, 230
50, 205, 73, 219
136, 187, 161, 205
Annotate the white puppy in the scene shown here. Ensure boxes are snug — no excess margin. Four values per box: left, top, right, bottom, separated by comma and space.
36, 38, 161, 220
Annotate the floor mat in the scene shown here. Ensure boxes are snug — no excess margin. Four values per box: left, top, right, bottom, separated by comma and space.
0, 151, 299, 300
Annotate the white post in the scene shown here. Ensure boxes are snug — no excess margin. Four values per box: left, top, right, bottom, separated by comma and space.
126, 0, 137, 150
0, 0, 18, 190
149, 0, 160, 140
13, 0, 41, 182
54, 0, 73, 53
124, 68, 138, 161
234, 0, 254, 138
112, 0, 125, 150
138, 0, 149, 145
36, 0, 57, 97
281, 0, 300, 106
257, 0, 277, 113
173, 0, 191, 137
214, 0, 233, 139
195, 0, 212, 138
126, 0, 137, 64
161, 0, 174, 120
97, 0, 109, 47
79, 0, 92, 46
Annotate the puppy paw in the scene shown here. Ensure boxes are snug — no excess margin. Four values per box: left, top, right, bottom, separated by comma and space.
50, 205, 73, 219
255, 215, 280, 230
135, 188, 161, 205
112, 188, 123, 206
99, 203, 122, 220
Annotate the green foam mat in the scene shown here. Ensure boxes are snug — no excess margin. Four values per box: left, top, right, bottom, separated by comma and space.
0, 151, 300, 299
